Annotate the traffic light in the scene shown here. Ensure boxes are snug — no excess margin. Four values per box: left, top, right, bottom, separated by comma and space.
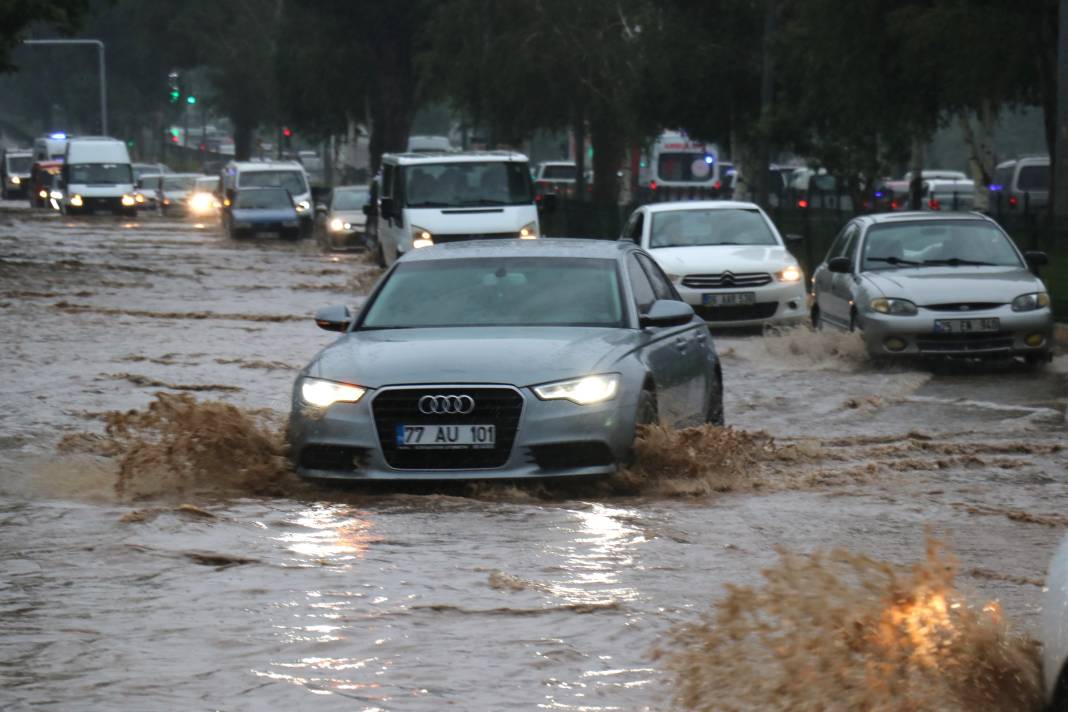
283, 127, 292, 138
169, 88, 180, 103
282, 127, 292, 150
186, 95, 196, 105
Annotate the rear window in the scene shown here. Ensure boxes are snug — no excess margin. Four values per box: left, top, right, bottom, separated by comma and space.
1017, 165, 1049, 191
541, 165, 576, 180
657, 152, 716, 182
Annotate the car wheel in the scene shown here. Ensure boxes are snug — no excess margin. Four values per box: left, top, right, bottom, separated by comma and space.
811, 306, 822, 330
1051, 666, 1068, 712
636, 387, 658, 427
706, 376, 725, 427
849, 310, 859, 333
371, 239, 386, 267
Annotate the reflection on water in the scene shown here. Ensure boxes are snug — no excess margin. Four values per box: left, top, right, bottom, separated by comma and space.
280, 505, 380, 562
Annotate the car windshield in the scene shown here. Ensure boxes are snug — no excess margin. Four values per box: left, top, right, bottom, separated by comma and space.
137, 175, 160, 189
861, 221, 1023, 270
1017, 165, 1049, 191
69, 163, 132, 185
162, 176, 196, 191
7, 155, 32, 173
657, 152, 715, 182
361, 257, 624, 329
195, 177, 219, 191
649, 208, 778, 248
403, 161, 533, 207
332, 189, 369, 210
541, 164, 576, 180
238, 169, 307, 195
235, 188, 291, 210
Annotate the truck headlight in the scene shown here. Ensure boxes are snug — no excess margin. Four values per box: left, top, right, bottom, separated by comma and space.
412, 225, 434, 249
870, 297, 917, 315
295, 200, 311, 213
70, 194, 84, 207
1011, 292, 1050, 312
518, 221, 539, 239
300, 377, 367, 408
11, 176, 20, 185
121, 194, 137, 207
533, 374, 620, 405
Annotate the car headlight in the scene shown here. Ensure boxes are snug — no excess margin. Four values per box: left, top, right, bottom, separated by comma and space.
870, 297, 917, 315
121, 194, 136, 207
295, 200, 311, 213
518, 221, 539, 239
39, 189, 48, 199
69, 194, 84, 207
300, 377, 367, 408
329, 217, 345, 232
1012, 292, 1050, 312
134, 193, 146, 204
533, 374, 620, 405
11, 176, 20, 185
49, 190, 63, 200
776, 265, 802, 282
412, 225, 434, 249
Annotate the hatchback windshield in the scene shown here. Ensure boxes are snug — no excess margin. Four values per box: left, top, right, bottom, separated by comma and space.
69, 163, 133, 185
649, 208, 778, 248
7, 155, 32, 173
162, 176, 197, 191
332, 189, 369, 210
861, 221, 1022, 270
361, 257, 624, 329
235, 188, 291, 210
238, 170, 307, 195
403, 161, 533, 207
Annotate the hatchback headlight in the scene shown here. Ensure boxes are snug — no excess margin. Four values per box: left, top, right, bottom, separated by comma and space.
870, 297, 917, 315
1011, 292, 1050, 312
295, 200, 311, 213
776, 265, 802, 282
533, 374, 620, 405
300, 377, 367, 408
412, 225, 434, 249
518, 221, 539, 239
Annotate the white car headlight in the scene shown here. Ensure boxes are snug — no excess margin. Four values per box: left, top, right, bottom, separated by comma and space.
329, 217, 345, 232
533, 374, 620, 405
69, 194, 84, 207
776, 265, 802, 282
295, 200, 311, 213
301, 377, 367, 408
412, 225, 434, 249
870, 297, 917, 316
1012, 292, 1050, 312
518, 221, 539, 239
11, 176, 20, 185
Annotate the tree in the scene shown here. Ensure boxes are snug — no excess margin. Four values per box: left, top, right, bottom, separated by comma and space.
0, 0, 89, 71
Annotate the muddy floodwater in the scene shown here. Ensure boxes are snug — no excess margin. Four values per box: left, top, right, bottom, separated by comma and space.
1, 201, 1066, 710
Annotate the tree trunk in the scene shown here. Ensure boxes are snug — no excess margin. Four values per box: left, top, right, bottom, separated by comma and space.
589, 115, 623, 207
908, 135, 925, 210
1053, 0, 1068, 220
959, 102, 996, 212
573, 113, 586, 200
731, 139, 757, 203
233, 118, 254, 161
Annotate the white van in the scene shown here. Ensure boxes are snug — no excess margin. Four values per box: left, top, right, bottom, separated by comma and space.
990, 156, 1049, 213
61, 137, 136, 216
34, 133, 70, 162
639, 131, 732, 196
220, 160, 313, 236
376, 151, 543, 265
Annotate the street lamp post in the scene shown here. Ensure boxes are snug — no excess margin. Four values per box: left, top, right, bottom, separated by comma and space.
22, 39, 107, 135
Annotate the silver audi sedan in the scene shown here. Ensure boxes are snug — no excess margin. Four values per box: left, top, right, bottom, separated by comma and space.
811, 212, 1053, 364
288, 239, 723, 481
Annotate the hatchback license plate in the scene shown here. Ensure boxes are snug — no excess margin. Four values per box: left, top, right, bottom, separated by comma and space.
933, 318, 1000, 334
703, 292, 756, 306
396, 424, 496, 449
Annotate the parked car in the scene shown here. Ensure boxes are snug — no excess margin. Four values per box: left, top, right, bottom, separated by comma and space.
288, 238, 723, 481
316, 184, 371, 249
228, 186, 301, 240
1044, 533, 1068, 710
810, 212, 1052, 364
158, 173, 200, 215
989, 156, 1049, 214
620, 201, 806, 327
2, 149, 32, 199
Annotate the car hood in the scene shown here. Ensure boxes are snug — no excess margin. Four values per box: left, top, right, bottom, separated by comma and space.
648, 244, 796, 275
860, 266, 1043, 305
305, 326, 636, 388
232, 207, 297, 221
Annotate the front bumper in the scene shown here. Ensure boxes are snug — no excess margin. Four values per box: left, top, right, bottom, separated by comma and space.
288, 383, 640, 481
676, 280, 807, 327
857, 306, 1054, 357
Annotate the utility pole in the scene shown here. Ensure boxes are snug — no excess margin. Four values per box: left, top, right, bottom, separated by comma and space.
22, 39, 106, 135
1054, 0, 1068, 221
755, 0, 776, 209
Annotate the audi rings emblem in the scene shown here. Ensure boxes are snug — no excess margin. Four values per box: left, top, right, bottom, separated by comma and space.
418, 394, 476, 415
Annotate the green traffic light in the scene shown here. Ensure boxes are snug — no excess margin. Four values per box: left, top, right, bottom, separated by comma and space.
186, 96, 196, 105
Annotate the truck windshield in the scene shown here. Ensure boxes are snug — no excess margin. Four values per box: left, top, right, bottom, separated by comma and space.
238, 170, 307, 195
69, 163, 132, 185
235, 188, 291, 209
404, 161, 533, 207
6, 155, 32, 173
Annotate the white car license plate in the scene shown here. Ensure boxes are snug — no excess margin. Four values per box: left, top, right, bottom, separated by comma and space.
703, 292, 756, 307
933, 318, 1000, 334
395, 424, 496, 449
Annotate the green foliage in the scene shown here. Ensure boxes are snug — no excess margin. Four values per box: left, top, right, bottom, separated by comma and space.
0, 0, 89, 71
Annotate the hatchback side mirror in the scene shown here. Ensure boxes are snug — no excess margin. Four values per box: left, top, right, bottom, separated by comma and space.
640, 299, 695, 328
314, 304, 352, 332
1025, 251, 1049, 267
827, 256, 852, 273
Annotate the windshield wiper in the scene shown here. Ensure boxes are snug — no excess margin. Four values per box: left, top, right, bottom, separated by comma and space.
922, 258, 996, 266
867, 256, 920, 266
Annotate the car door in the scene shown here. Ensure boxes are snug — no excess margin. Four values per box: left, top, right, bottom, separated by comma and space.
380, 163, 405, 263
627, 252, 694, 427
637, 252, 710, 423
815, 222, 858, 328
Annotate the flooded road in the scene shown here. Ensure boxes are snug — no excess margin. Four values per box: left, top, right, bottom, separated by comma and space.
1, 201, 1066, 710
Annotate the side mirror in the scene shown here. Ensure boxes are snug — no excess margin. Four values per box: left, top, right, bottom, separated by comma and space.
314, 304, 352, 332
379, 197, 395, 218
640, 299, 695, 328
827, 256, 852, 274
538, 193, 558, 214
1025, 251, 1049, 267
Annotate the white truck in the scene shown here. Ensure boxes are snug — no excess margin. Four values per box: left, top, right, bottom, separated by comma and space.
61, 137, 137, 216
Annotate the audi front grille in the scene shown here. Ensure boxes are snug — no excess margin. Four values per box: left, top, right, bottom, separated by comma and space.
371, 387, 524, 470
681, 272, 772, 289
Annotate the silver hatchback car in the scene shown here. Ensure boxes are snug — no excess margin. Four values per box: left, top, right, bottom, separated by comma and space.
288, 239, 723, 481
811, 212, 1053, 363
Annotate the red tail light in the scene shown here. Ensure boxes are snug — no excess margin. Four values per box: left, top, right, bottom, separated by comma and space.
649, 180, 657, 191
891, 200, 900, 210
1008, 196, 1018, 208
928, 198, 941, 211
797, 199, 809, 209
713, 181, 722, 191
